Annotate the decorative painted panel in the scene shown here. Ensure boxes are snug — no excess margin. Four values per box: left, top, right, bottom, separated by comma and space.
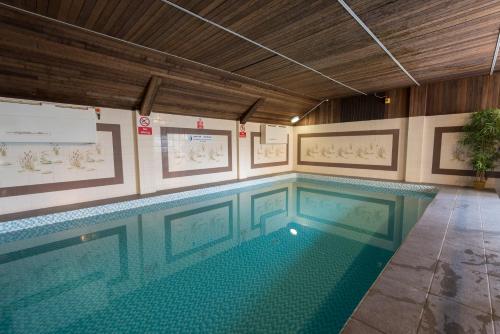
161, 127, 232, 178
432, 126, 500, 177
297, 129, 399, 170
250, 187, 288, 230
0, 124, 123, 197
251, 132, 288, 169
164, 201, 234, 262
296, 187, 396, 241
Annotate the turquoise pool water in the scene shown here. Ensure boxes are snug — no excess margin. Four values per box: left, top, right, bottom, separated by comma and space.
0, 179, 434, 333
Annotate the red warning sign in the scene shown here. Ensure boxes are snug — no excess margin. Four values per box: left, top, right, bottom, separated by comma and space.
137, 116, 152, 135
197, 118, 204, 129
239, 124, 246, 138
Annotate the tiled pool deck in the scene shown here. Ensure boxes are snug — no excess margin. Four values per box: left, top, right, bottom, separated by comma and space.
342, 187, 500, 334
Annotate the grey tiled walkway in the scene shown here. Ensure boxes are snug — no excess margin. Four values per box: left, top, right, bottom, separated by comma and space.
342, 187, 500, 334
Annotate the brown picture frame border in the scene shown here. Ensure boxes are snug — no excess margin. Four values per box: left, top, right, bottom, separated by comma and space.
432, 126, 500, 177
161, 127, 232, 178
297, 129, 399, 171
250, 132, 289, 169
0, 123, 123, 198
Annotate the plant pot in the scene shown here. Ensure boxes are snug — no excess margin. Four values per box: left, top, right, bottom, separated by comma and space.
472, 180, 486, 190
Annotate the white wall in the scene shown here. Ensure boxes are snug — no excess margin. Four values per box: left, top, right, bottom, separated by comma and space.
293, 118, 408, 181
238, 122, 293, 179
0, 107, 138, 215
1, 96, 497, 217
146, 113, 238, 192
409, 113, 497, 188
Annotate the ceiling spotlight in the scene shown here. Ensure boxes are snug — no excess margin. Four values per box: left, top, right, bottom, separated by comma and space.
291, 116, 300, 124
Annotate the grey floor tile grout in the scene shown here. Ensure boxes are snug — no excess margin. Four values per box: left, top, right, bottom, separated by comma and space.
478, 190, 496, 333
415, 188, 459, 333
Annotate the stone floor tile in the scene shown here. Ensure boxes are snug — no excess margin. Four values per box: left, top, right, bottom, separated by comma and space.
429, 261, 490, 313
418, 294, 494, 334
448, 210, 482, 232
487, 275, 500, 316
486, 249, 500, 278
341, 318, 383, 334
384, 247, 437, 292
408, 224, 447, 244
401, 234, 443, 261
485, 232, 500, 252
439, 241, 486, 273
445, 229, 485, 249
352, 275, 426, 334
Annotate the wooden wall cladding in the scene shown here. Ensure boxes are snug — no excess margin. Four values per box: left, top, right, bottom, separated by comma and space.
299, 72, 500, 125
340, 94, 385, 123
385, 88, 410, 119
0, 5, 318, 125
296, 99, 342, 126
423, 73, 500, 116
297, 88, 409, 125
410, 72, 500, 117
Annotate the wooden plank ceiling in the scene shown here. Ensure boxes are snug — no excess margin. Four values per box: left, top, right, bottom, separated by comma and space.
0, 0, 499, 124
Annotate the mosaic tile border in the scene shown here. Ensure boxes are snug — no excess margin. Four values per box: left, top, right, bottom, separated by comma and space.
0, 173, 438, 240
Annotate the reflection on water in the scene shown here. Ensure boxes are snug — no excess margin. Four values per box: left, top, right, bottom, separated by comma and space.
0, 180, 433, 333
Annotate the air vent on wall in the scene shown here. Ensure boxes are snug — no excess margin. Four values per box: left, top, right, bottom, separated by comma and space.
0, 101, 97, 143
260, 124, 288, 144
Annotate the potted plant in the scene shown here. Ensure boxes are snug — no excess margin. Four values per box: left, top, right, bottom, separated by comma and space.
460, 108, 500, 190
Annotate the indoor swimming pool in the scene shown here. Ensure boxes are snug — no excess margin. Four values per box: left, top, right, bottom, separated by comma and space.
0, 176, 436, 333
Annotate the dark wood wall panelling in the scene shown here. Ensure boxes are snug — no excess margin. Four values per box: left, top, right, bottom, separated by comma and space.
412, 72, 500, 116
297, 88, 409, 125
340, 94, 385, 122
299, 72, 500, 125
425, 72, 500, 116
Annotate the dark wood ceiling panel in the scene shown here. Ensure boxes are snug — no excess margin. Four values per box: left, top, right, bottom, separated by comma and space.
346, 0, 500, 83
234, 56, 354, 99
0, 5, 317, 124
2, 0, 500, 119
168, 0, 411, 93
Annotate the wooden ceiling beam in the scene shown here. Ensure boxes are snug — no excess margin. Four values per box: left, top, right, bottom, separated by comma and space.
139, 76, 162, 116
240, 98, 264, 124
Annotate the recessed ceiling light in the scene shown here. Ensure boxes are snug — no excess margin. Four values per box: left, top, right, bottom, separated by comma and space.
291, 116, 300, 124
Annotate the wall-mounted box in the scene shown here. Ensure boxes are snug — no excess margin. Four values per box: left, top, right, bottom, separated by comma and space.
0, 101, 97, 143
260, 124, 288, 144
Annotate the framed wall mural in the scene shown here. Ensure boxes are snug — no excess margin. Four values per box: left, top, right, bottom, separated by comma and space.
251, 132, 288, 168
164, 201, 234, 262
297, 129, 399, 171
432, 126, 500, 177
0, 124, 123, 197
161, 127, 232, 178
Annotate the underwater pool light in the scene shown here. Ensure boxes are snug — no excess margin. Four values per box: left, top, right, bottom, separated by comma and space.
290, 228, 298, 236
